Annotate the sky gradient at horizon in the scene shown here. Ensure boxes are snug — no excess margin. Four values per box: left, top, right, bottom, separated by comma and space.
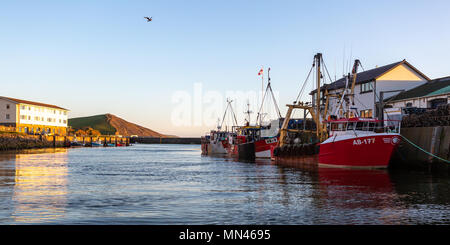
1, 0, 449, 136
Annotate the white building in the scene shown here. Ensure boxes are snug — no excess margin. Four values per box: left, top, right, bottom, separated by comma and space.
384, 76, 450, 121
0, 96, 69, 135
311, 60, 430, 119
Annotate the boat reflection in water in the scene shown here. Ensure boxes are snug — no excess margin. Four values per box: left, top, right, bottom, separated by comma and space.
0, 148, 69, 223
317, 167, 394, 204
269, 159, 408, 224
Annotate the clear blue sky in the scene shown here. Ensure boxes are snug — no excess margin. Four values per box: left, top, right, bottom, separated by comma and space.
1, 0, 449, 136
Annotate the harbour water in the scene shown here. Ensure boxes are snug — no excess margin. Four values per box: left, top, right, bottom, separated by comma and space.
0, 144, 449, 225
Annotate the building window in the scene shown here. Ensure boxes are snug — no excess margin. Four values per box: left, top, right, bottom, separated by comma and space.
6, 104, 10, 109
406, 102, 413, 107
361, 81, 374, 93
360, 109, 372, 118
6, 114, 10, 120
28, 116, 31, 120
21, 105, 25, 110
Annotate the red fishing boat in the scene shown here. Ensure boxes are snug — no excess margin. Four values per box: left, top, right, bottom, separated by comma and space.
319, 117, 401, 168
229, 123, 279, 160
227, 67, 283, 160
272, 53, 401, 169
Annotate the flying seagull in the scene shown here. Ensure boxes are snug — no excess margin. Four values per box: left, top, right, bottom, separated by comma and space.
144, 17, 152, 22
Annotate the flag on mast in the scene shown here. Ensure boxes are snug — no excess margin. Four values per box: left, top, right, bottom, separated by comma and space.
258, 68, 263, 76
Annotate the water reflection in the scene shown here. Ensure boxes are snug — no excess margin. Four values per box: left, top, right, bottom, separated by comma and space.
0, 148, 68, 223
0, 145, 449, 224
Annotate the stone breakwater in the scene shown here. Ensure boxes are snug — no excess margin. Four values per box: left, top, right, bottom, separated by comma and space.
0, 133, 130, 151
0, 134, 57, 151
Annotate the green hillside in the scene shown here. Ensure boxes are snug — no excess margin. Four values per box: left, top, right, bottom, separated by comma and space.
68, 113, 169, 137
68, 114, 116, 135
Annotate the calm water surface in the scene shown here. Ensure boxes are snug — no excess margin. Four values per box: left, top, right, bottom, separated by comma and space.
0, 144, 449, 225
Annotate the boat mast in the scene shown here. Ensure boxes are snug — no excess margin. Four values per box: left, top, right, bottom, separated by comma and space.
244, 100, 252, 126
255, 67, 282, 125
315, 53, 322, 139
261, 66, 264, 125
220, 99, 239, 130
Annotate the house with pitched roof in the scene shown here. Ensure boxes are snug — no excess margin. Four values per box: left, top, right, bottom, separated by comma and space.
386, 76, 450, 109
382, 76, 450, 121
0, 96, 69, 135
311, 59, 430, 119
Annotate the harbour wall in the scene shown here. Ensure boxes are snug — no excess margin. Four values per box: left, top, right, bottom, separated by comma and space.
392, 126, 450, 172
130, 137, 201, 144
0, 133, 129, 151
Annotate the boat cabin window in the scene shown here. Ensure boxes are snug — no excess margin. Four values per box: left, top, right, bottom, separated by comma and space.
346, 122, 355, 130
368, 122, 376, 131
330, 122, 348, 131
355, 122, 364, 130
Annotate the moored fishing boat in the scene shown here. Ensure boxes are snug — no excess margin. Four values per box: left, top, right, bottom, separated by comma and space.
272, 53, 401, 169
231, 68, 283, 160
232, 119, 280, 160
201, 99, 237, 156
319, 117, 401, 168
202, 130, 229, 155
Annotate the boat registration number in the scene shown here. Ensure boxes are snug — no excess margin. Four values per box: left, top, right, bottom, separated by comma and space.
265, 138, 278, 144
353, 138, 375, 145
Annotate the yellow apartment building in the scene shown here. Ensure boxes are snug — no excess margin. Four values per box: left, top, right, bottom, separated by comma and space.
0, 96, 69, 135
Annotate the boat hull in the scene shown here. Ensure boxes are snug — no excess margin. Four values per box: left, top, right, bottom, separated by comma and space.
319, 133, 401, 169
202, 141, 228, 155
238, 142, 255, 160
254, 137, 278, 158
272, 144, 320, 169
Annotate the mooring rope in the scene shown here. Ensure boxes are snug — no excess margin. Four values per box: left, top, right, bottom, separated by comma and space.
400, 134, 450, 164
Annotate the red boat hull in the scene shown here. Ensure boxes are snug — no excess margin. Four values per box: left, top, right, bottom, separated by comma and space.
319, 134, 400, 168
254, 137, 278, 158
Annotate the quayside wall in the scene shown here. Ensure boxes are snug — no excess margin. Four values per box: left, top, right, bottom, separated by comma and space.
391, 126, 450, 172
0, 133, 129, 151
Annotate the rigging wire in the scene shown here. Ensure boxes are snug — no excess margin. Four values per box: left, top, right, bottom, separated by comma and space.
256, 80, 282, 124
295, 65, 314, 103
321, 56, 334, 85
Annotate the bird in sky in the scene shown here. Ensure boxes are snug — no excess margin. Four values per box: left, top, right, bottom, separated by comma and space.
144, 17, 152, 22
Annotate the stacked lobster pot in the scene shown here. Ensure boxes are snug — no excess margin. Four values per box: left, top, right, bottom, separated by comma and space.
402, 104, 450, 128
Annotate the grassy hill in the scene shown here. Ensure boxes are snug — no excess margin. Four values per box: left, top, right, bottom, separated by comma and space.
68, 114, 170, 137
